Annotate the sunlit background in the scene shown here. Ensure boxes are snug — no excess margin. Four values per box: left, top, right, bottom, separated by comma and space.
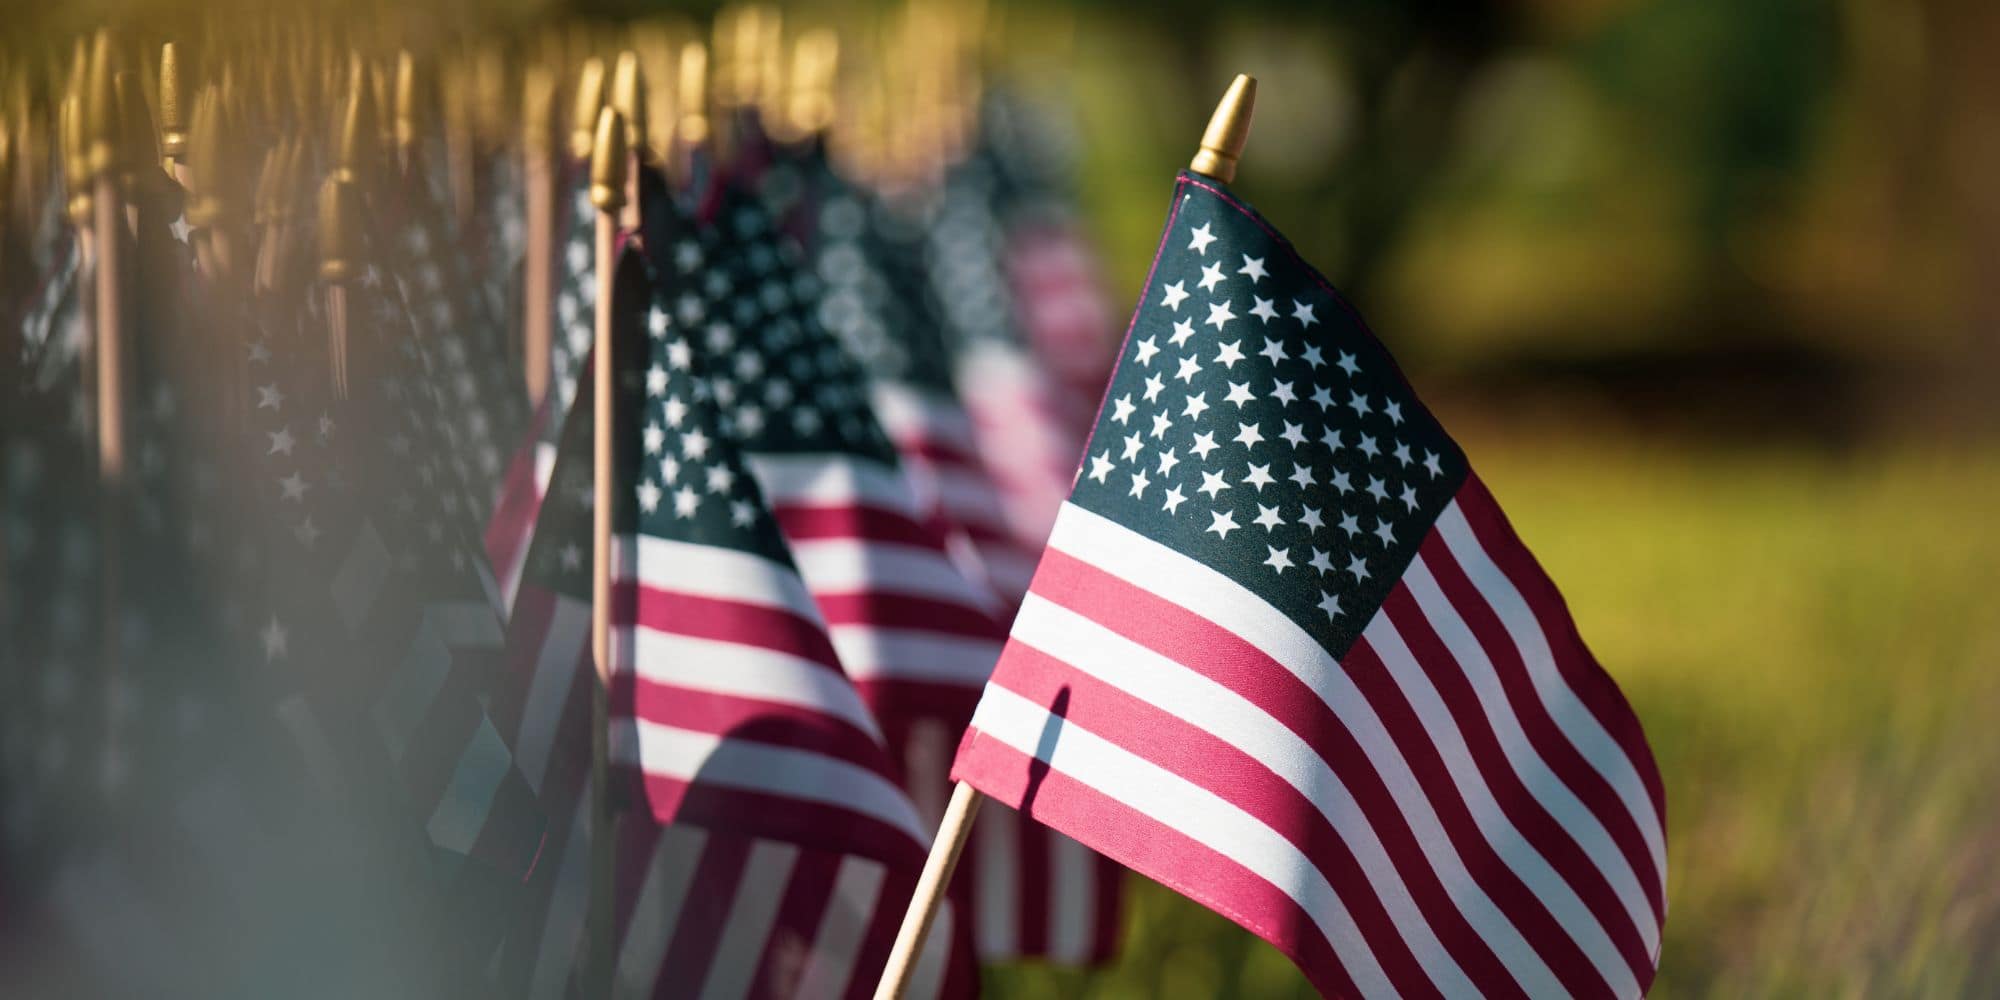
8, 0, 2000, 995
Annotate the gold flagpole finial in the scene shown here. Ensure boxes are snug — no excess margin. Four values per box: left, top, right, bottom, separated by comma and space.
524, 62, 558, 159
159, 42, 187, 164
677, 41, 709, 149
84, 32, 119, 180
569, 56, 606, 161
336, 55, 377, 184
394, 50, 421, 163
1189, 74, 1256, 184
610, 50, 653, 164
589, 105, 628, 212
319, 172, 359, 282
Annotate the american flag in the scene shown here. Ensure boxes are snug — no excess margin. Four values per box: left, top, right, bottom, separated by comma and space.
487, 166, 596, 616
951, 173, 1667, 997
487, 245, 969, 998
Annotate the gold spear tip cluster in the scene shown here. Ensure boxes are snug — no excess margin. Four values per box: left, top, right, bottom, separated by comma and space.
590, 105, 629, 212
1190, 74, 1257, 184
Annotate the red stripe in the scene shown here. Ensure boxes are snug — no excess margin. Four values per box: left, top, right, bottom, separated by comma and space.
811, 591, 1004, 640
630, 772, 923, 872
1026, 548, 1550, 983
888, 433, 983, 471
1455, 474, 1667, 822
615, 678, 890, 776
770, 503, 938, 549
1380, 585, 1644, 992
1422, 524, 1667, 924
955, 733, 1371, 1000
491, 585, 560, 734
484, 406, 554, 581
616, 582, 846, 673
990, 641, 1480, 997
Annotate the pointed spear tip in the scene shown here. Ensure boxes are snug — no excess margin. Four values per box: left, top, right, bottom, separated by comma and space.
160, 42, 186, 161
589, 105, 628, 212
1189, 73, 1256, 184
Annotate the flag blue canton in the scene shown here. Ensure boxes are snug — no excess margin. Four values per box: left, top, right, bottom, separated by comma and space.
1067, 173, 1468, 658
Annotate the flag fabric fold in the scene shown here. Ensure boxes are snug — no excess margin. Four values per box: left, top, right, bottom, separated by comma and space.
951, 172, 1667, 998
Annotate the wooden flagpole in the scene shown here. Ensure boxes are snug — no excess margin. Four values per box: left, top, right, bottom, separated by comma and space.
584, 103, 629, 1000
869, 72, 1257, 1000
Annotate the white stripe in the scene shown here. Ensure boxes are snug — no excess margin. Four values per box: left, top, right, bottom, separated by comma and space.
1011, 592, 1492, 996
614, 825, 707, 998
872, 382, 978, 453
932, 468, 1014, 532
699, 841, 800, 1000
517, 594, 591, 793
788, 537, 997, 611
974, 799, 1020, 958
827, 625, 1000, 687
497, 443, 559, 614
528, 796, 592, 1000
1405, 554, 1660, 959
614, 719, 927, 845
1363, 612, 1639, 997
1049, 831, 1098, 964
621, 533, 825, 628
793, 857, 886, 998
969, 685, 1400, 1000
1435, 501, 1667, 882
747, 452, 919, 516
624, 625, 886, 742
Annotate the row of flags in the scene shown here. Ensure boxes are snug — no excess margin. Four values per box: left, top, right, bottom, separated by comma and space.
1, 20, 1667, 1000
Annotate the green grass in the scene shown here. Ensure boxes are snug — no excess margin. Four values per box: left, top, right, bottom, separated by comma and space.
982, 435, 2000, 997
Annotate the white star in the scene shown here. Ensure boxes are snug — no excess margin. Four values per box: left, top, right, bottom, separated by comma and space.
1385, 400, 1405, 425
1169, 319, 1196, 348
648, 307, 670, 338
1112, 395, 1136, 424
294, 516, 321, 548
1249, 296, 1279, 323
1215, 341, 1245, 368
1234, 422, 1265, 449
1347, 554, 1370, 580
1317, 591, 1343, 621
1258, 337, 1287, 364
1366, 476, 1389, 502
1198, 262, 1226, 292
1293, 300, 1318, 326
1157, 449, 1182, 477
683, 429, 711, 460
1254, 504, 1283, 531
1348, 391, 1372, 417
1244, 462, 1275, 491
636, 480, 663, 513
647, 366, 669, 396
1191, 431, 1220, 460
731, 499, 756, 526
1175, 355, 1202, 384
1239, 255, 1269, 283
1302, 345, 1325, 369
1337, 351, 1362, 377
706, 465, 736, 494
1423, 451, 1443, 478
1279, 422, 1307, 448
1311, 386, 1335, 411
1393, 442, 1413, 467
658, 484, 697, 518
1182, 393, 1211, 421
247, 341, 272, 364
1321, 427, 1345, 453
560, 543, 582, 570
1161, 485, 1187, 515
1273, 381, 1298, 405
668, 340, 693, 369
1160, 281, 1189, 310
664, 396, 689, 428
1309, 548, 1334, 575
1375, 519, 1396, 545
1088, 452, 1115, 483
278, 473, 307, 502
1150, 411, 1174, 439
256, 384, 283, 410
1204, 300, 1236, 330
1143, 374, 1166, 403
1263, 545, 1294, 573
1206, 509, 1239, 539
661, 455, 682, 482
1188, 223, 1216, 254
267, 427, 295, 455
1331, 469, 1354, 494
1134, 337, 1160, 365
1359, 435, 1380, 460
261, 617, 288, 660
1290, 465, 1317, 491
1224, 381, 1255, 407
1122, 433, 1144, 461
1197, 470, 1230, 499
1399, 484, 1420, 511
1128, 470, 1152, 498
1339, 512, 1363, 537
